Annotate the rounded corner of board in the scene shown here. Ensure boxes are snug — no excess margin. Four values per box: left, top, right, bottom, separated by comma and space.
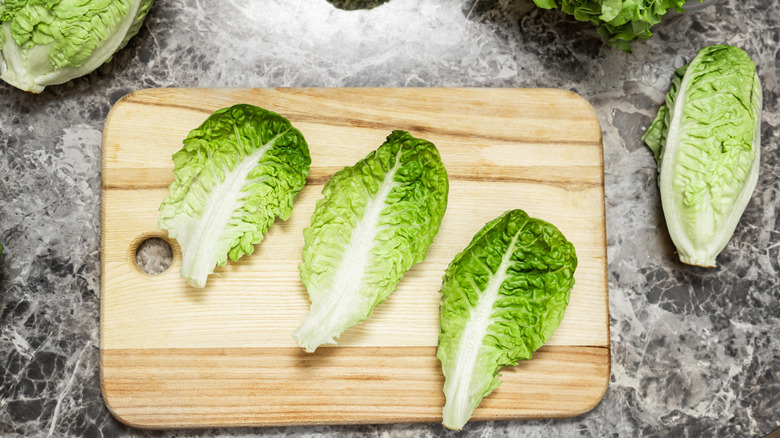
103, 88, 169, 133
100, 398, 138, 430
552, 89, 603, 136
106, 89, 143, 115
575, 350, 611, 418
554, 88, 592, 106
576, 384, 610, 419
102, 89, 142, 150
100, 372, 170, 430
99, 370, 143, 429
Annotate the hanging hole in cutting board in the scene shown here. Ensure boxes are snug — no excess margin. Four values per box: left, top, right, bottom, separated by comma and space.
134, 237, 173, 275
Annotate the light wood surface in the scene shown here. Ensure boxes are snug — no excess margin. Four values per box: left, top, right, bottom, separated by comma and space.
100, 88, 610, 428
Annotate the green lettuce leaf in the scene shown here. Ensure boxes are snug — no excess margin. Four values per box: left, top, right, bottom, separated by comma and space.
437, 209, 577, 430
532, 0, 699, 51
294, 130, 449, 353
642, 44, 762, 267
0, 0, 153, 93
158, 104, 311, 288
643, 64, 688, 164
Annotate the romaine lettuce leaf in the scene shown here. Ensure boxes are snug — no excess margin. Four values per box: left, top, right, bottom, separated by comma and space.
0, 0, 153, 93
437, 209, 577, 430
643, 44, 762, 267
158, 104, 311, 288
294, 130, 448, 353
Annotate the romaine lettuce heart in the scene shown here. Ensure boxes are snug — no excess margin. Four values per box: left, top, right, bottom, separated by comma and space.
643, 44, 762, 267
437, 209, 577, 430
294, 130, 449, 353
158, 104, 311, 288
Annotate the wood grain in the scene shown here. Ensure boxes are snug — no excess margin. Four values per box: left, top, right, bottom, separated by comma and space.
101, 346, 609, 428
100, 88, 609, 428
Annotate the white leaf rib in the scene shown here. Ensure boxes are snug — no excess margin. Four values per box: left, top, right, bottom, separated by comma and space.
442, 227, 522, 429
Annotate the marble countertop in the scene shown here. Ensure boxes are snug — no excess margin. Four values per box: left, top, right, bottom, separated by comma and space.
1, 0, 778, 436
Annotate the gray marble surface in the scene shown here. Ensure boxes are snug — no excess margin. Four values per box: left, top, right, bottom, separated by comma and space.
1, 0, 778, 436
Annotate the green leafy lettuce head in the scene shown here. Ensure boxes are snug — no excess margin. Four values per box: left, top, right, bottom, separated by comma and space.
643, 44, 762, 267
437, 209, 577, 430
532, 0, 702, 51
158, 104, 311, 288
0, 0, 153, 93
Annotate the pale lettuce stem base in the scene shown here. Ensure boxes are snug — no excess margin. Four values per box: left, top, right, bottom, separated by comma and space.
179, 249, 216, 288
292, 298, 354, 353
441, 386, 476, 430
0, 73, 43, 93
677, 252, 716, 268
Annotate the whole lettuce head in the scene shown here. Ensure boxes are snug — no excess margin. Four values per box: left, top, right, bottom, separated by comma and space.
533, 0, 702, 51
0, 0, 153, 93
643, 45, 762, 267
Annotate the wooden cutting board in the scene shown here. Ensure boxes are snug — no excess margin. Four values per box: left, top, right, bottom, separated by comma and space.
100, 88, 609, 429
